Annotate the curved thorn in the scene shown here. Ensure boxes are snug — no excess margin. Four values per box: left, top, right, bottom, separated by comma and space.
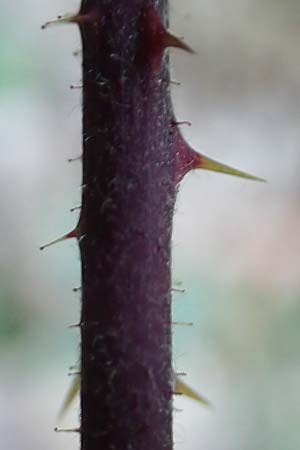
172, 120, 192, 127
41, 14, 79, 30
163, 32, 196, 54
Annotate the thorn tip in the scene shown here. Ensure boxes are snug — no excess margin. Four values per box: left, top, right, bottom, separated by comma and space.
163, 32, 196, 54
197, 154, 266, 182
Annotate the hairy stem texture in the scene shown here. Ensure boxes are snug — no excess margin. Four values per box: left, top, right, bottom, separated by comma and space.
79, 1, 175, 449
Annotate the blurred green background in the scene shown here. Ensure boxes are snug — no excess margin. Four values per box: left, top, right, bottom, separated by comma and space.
1, 1, 300, 449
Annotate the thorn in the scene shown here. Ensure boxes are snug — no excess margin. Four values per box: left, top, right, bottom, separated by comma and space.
196, 154, 266, 182
41, 13, 82, 30
163, 31, 196, 54
171, 288, 186, 294
175, 379, 211, 407
40, 227, 79, 251
70, 205, 82, 212
68, 321, 100, 329
68, 371, 81, 376
174, 131, 266, 183
175, 372, 187, 377
172, 321, 194, 327
170, 80, 181, 86
172, 120, 192, 127
173, 391, 183, 396
141, 7, 195, 69
73, 48, 82, 57
70, 84, 83, 90
41, 9, 98, 30
58, 375, 80, 420
73, 286, 82, 292
68, 323, 81, 329
54, 427, 80, 434
68, 154, 82, 163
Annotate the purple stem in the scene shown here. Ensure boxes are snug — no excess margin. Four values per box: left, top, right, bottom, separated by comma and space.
79, 1, 175, 449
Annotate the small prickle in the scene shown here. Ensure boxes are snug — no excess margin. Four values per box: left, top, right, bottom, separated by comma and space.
171, 120, 192, 127
54, 427, 80, 433
41, 13, 79, 30
68, 154, 82, 163
41, 7, 101, 30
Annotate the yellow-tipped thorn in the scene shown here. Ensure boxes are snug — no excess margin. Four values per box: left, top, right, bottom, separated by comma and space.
164, 32, 196, 55
41, 14, 78, 30
198, 154, 266, 182
58, 375, 80, 421
175, 378, 211, 407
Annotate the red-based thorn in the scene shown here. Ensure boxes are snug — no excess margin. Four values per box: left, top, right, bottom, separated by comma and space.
40, 224, 81, 251
141, 7, 195, 69
174, 131, 266, 184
